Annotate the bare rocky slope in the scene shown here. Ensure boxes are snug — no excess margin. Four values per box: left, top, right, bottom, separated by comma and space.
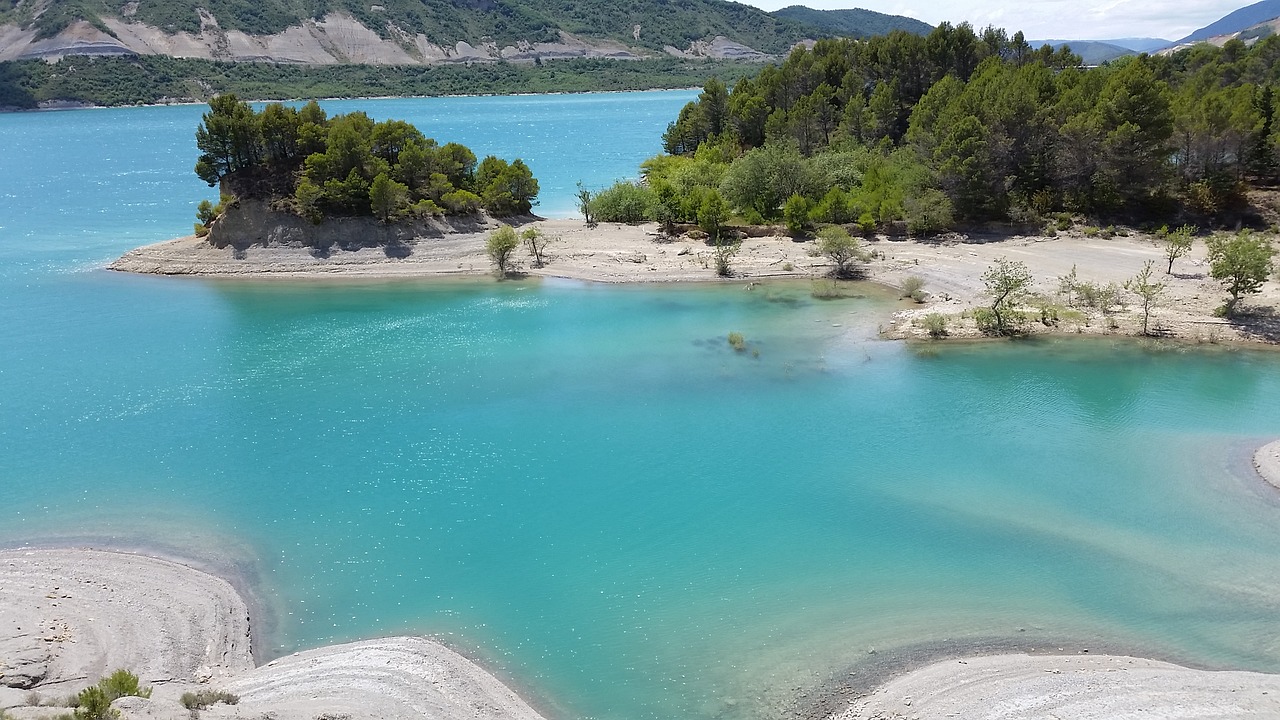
0, 0, 931, 64
0, 12, 721, 63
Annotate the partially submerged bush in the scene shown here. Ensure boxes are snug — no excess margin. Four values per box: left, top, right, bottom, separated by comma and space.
727, 332, 746, 351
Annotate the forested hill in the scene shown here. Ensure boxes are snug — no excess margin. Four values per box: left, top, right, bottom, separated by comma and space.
643, 24, 1280, 235
771, 6, 931, 38
0, 0, 927, 62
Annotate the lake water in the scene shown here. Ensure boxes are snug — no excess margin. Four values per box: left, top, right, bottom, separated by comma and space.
2, 91, 1280, 720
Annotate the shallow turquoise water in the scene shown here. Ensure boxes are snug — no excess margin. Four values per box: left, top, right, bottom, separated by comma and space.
2, 93, 1280, 720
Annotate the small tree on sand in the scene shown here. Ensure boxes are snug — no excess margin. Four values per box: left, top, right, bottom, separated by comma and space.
981, 257, 1033, 335
486, 225, 520, 277
1164, 224, 1194, 274
522, 227, 553, 268
1124, 260, 1164, 336
816, 226, 868, 278
576, 182, 595, 227
1207, 231, 1275, 315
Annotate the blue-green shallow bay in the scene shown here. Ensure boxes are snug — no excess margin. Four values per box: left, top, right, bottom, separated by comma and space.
3, 92, 1280, 720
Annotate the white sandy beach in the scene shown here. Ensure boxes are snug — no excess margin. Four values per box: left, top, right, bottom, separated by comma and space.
0, 548, 547, 720
1256, 439, 1280, 491
835, 653, 1280, 720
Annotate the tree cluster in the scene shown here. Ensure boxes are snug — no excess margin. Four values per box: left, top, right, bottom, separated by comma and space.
194, 94, 538, 223
655, 25, 1280, 229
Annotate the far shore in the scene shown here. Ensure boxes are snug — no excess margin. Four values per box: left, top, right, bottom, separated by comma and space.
111, 218, 1280, 346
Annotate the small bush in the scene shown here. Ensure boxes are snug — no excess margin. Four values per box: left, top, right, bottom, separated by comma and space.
973, 307, 998, 333
99, 670, 150, 701
900, 276, 925, 302
922, 313, 948, 338
781, 261, 794, 272
856, 212, 877, 236
180, 690, 240, 710
727, 332, 746, 351
440, 190, 481, 215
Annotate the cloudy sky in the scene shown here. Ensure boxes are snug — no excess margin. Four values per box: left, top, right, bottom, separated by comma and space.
740, 0, 1251, 41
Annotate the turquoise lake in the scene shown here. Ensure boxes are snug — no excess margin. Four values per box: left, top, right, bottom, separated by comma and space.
2, 90, 1280, 720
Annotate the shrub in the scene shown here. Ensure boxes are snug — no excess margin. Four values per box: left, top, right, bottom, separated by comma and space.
588, 181, 654, 223
440, 190, 481, 215
69, 669, 153, 719
486, 225, 520, 276
783, 193, 812, 234
816, 226, 868, 278
99, 670, 150, 701
922, 313, 948, 338
727, 332, 746, 351
900, 275, 925, 301
180, 690, 240, 710
903, 189, 953, 236
856, 211, 877, 236
973, 307, 998, 333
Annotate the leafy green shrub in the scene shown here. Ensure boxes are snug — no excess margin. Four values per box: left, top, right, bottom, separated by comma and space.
99, 670, 150, 701
904, 189, 954, 236
816, 226, 868, 278
856, 212, 877, 236
973, 307, 998, 333
486, 226, 520, 276
180, 690, 240, 710
588, 181, 654, 223
783, 194, 812, 235
922, 313, 948, 338
727, 332, 746, 351
72, 669, 152, 720
440, 190, 481, 215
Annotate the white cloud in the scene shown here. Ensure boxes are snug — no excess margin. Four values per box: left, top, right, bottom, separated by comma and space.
748, 0, 1250, 41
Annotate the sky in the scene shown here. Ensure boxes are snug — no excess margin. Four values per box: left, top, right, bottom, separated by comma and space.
739, 0, 1253, 41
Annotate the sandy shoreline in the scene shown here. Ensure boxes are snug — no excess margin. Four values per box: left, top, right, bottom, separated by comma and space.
110, 219, 1280, 346
1256, 440, 1280, 491
0, 547, 549, 720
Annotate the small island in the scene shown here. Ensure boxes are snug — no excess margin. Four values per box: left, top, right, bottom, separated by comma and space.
179, 94, 539, 255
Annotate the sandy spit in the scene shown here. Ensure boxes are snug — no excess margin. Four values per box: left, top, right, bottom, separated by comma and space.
0, 548, 546, 720
1256, 439, 1280, 491
832, 653, 1280, 720
110, 220, 1279, 345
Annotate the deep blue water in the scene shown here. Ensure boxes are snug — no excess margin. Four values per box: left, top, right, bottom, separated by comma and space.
2, 91, 1280, 720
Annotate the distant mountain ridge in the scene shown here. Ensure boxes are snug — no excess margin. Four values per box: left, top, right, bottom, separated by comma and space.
1032, 40, 1135, 65
1177, 0, 1280, 44
0, 0, 930, 64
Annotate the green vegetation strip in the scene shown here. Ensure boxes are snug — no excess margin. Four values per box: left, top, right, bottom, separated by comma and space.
0, 56, 756, 110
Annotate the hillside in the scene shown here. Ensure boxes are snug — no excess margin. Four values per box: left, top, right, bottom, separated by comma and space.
1176, 0, 1280, 43
1033, 40, 1133, 64
0, 0, 927, 64
770, 6, 931, 38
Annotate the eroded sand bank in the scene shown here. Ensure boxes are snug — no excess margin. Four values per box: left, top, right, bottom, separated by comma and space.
0, 548, 547, 720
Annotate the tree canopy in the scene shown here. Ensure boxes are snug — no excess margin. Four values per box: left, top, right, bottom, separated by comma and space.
194, 95, 538, 222
643, 25, 1280, 230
